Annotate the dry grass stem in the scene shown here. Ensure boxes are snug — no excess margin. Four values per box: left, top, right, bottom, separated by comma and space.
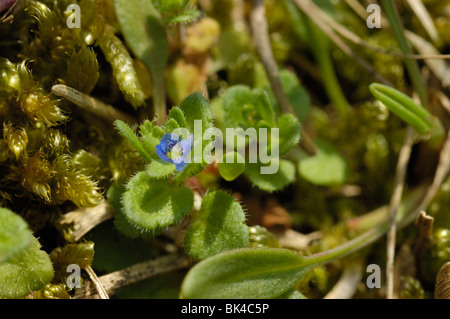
58, 201, 116, 242
250, 0, 318, 155
386, 126, 415, 299
73, 253, 192, 299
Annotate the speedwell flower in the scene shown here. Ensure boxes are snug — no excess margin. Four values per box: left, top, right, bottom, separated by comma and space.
155, 133, 193, 171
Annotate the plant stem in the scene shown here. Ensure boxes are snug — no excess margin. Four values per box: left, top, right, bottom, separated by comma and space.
386, 126, 415, 299
382, 0, 427, 107
303, 223, 389, 269
285, 0, 350, 118
250, 0, 318, 155
304, 18, 351, 118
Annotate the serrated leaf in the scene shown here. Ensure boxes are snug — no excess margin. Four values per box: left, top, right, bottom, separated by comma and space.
180, 248, 311, 299
0, 207, 33, 263
218, 152, 245, 182
184, 191, 249, 259
223, 85, 255, 128
245, 159, 296, 192
223, 86, 275, 128
163, 118, 180, 134
164, 8, 200, 25
298, 139, 349, 186
122, 172, 194, 231
168, 107, 187, 128
277, 113, 301, 156
0, 237, 53, 299
108, 183, 161, 238
115, 120, 153, 163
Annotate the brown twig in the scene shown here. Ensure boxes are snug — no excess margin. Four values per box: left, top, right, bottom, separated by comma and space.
293, 0, 392, 86
250, 0, 318, 156
85, 266, 110, 299
58, 201, 116, 242
401, 129, 450, 227
386, 126, 415, 299
73, 253, 192, 299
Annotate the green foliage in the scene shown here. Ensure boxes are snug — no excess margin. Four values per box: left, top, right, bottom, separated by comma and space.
50, 242, 94, 280
121, 172, 194, 233
298, 139, 349, 186
222, 85, 301, 190
245, 159, 296, 192
218, 152, 245, 181
0, 207, 33, 263
114, 0, 168, 119
145, 159, 177, 178
267, 69, 311, 122
0, 237, 53, 298
180, 248, 311, 299
115, 120, 153, 163
98, 25, 146, 108
223, 86, 275, 129
369, 83, 432, 134
184, 191, 249, 259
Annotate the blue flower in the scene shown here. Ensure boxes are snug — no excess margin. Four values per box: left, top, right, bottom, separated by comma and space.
155, 133, 193, 171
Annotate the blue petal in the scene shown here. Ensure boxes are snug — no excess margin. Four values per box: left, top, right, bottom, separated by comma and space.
172, 156, 187, 171
160, 133, 181, 150
155, 144, 172, 163
179, 133, 194, 156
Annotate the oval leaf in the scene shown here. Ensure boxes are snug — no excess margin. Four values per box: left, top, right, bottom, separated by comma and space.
122, 172, 194, 231
0, 207, 33, 263
369, 83, 432, 134
146, 160, 176, 179
180, 247, 309, 299
184, 191, 249, 259
0, 237, 54, 298
218, 152, 245, 181
277, 113, 301, 156
298, 139, 349, 186
245, 159, 296, 192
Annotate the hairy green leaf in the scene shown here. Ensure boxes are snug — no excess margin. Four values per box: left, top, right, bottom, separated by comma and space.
245, 159, 296, 192
279, 70, 311, 121
277, 113, 301, 156
179, 92, 214, 133
146, 160, 176, 178
184, 191, 249, 259
223, 86, 275, 128
115, 120, 153, 163
168, 107, 187, 128
180, 248, 310, 299
0, 237, 53, 298
122, 172, 194, 231
0, 207, 33, 263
